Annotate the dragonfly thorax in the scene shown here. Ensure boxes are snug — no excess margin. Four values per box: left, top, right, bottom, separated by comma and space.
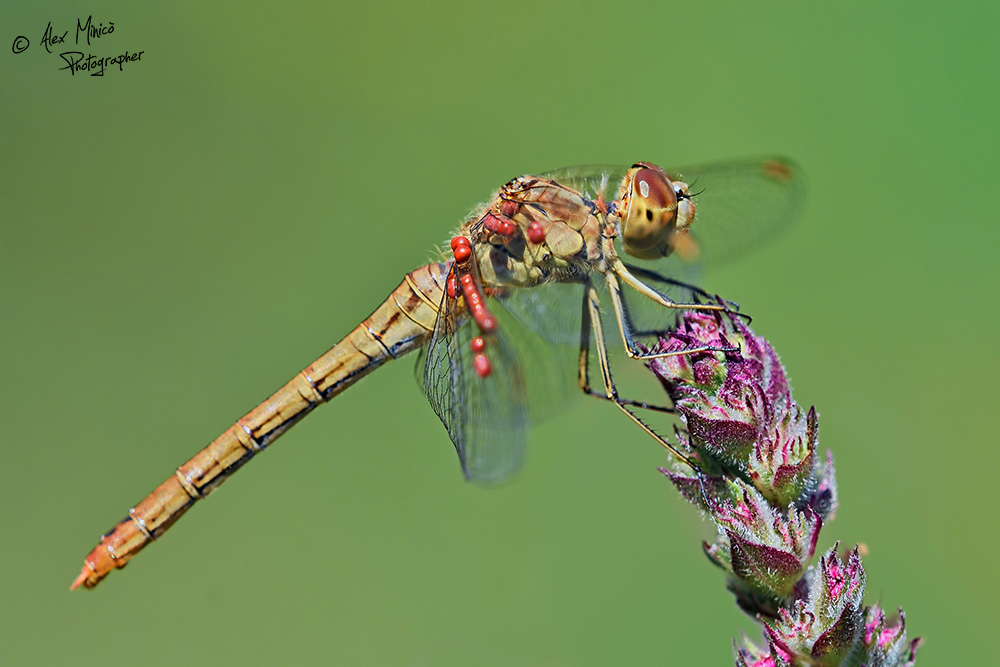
471, 176, 608, 290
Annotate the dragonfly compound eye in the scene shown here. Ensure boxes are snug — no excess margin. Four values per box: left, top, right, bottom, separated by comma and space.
621, 164, 682, 260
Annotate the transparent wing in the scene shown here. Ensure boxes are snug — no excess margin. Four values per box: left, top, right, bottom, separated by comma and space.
492, 280, 586, 345
624, 157, 803, 344
541, 156, 804, 273
541, 157, 803, 347
538, 164, 629, 202
663, 156, 804, 270
416, 274, 569, 484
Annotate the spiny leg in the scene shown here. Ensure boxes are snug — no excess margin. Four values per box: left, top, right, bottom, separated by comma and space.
582, 282, 696, 467
623, 263, 715, 298
576, 280, 675, 414
622, 263, 751, 326
605, 270, 739, 362
611, 259, 729, 313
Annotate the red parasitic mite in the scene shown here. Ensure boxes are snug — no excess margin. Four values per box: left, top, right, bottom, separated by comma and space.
500, 200, 518, 218
526, 221, 546, 245
476, 314, 497, 333
470, 336, 486, 353
459, 274, 477, 295
472, 353, 492, 378
459, 276, 481, 304
450, 236, 471, 250
453, 244, 472, 263
483, 213, 516, 237
458, 274, 497, 333
446, 274, 461, 299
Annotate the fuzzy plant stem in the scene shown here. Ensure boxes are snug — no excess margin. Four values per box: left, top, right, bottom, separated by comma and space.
647, 311, 921, 666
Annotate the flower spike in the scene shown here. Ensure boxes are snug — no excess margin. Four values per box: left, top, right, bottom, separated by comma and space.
649, 310, 920, 665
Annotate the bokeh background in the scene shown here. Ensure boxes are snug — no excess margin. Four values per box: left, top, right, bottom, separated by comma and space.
3, 2, 996, 664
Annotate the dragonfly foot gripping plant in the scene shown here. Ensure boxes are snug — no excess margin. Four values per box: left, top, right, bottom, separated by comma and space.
648, 311, 922, 666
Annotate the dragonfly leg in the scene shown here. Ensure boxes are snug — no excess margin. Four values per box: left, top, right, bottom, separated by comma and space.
620, 263, 746, 317
611, 259, 728, 313
576, 281, 675, 414
622, 263, 752, 325
611, 259, 752, 328
605, 269, 739, 361
582, 282, 696, 466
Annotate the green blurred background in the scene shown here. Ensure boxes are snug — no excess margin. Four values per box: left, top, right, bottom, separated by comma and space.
2, 1, 996, 664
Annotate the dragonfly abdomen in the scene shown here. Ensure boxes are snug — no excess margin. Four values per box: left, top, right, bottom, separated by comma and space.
72, 262, 450, 589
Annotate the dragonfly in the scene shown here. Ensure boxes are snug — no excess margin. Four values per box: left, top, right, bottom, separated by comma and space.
71, 157, 802, 590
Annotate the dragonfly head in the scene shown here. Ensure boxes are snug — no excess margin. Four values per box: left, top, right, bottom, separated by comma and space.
618, 162, 695, 260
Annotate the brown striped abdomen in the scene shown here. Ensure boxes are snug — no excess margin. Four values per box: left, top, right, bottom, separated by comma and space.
72, 262, 450, 589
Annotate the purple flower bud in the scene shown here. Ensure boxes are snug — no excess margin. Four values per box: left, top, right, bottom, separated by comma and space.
861, 606, 922, 666
802, 449, 838, 522
734, 637, 777, 667
649, 312, 821, 512
649, 311, 919, 665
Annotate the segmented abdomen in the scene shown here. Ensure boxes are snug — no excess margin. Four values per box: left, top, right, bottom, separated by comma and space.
73, 262, 450, 589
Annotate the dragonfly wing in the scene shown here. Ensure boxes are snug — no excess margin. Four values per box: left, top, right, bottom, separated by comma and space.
614, 157, 804, 340
541, 157, 804, 273
416, 284, 530, 485
543, 158, 803, 347
538, 165, 629, 203
493, 280, 586, 346
667, 156, 805, 270
541, 155, 803, 288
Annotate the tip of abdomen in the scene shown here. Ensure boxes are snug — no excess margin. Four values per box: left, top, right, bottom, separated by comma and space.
69, 569, 89, 591
70, 564, 100, 591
